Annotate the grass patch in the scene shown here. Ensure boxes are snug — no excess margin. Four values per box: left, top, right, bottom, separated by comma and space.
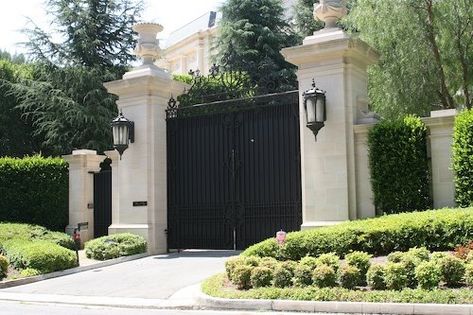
202, 273, 473, 304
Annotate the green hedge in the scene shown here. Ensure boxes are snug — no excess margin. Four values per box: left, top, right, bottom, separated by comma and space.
0, 156, 68, 231
242, 207, 473, 260
453, 110, 473, 207
0, 240, 77, 273
85, 233, 147, 260
368, 115, 431, 214
0, 223, 74, 250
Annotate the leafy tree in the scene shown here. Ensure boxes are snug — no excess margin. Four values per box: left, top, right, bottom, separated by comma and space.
10, 0, 143, 155
216, 0, 299, 93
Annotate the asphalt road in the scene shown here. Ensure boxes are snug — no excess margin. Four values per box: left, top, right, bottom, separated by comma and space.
2, 250, 236, 299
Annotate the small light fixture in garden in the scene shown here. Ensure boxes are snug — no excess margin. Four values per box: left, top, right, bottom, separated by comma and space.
111, 111, 135, 159
303, 79, 327, 138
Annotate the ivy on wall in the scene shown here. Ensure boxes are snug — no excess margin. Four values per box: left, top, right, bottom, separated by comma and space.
368, 115, 432, 214
0, 156, 68, 231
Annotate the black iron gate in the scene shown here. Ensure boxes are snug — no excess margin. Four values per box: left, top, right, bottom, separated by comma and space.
166, 91, 302, 250
93, 159, 112, 238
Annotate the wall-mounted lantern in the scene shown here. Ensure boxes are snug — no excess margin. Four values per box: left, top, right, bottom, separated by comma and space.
303, 79, 327, 138
111, 111, 135, 159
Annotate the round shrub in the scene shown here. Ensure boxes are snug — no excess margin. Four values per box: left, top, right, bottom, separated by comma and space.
273, 266, 293, 288
232, 265, 252, 290
294, 264, 313, 287
225, 256, 244, 281
315, 253, 340, 272
250, 267, 273, 288
399, 252, 422, 288
464, 263, 473, 287
0, 255, 8, 279
387, 251, 404, 263
415, 261, 441, 290
345, 251, 371, 283
20, 268, 41, 278
338, 265, 361, 289
85, 233, 147, 260
243, 256, 261, 267
300, 256, 318, 269
431, 252, 449, 263
384, 262, 408, 290
407, 247, 430, 262
259, 257, 278, 269
312, 264, 337, 288
280, 260, 297, 275
438, 255, 465, 287
367, 264, 386, 290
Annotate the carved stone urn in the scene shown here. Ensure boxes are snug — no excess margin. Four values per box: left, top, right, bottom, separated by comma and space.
132, 23, 163, 65
314, 0, 348, 29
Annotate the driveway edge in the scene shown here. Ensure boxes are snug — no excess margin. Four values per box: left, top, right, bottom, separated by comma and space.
0, 253, 149, 289
196, 289, 473, 315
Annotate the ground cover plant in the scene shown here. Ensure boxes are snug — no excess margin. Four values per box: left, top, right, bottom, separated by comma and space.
205, 246, 473, 304
85, 233, 147, 260
242, 207, 473, 260
0, 223, 76, 279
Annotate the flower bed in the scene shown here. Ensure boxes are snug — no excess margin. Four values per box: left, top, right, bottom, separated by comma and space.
85, 233, 147, 260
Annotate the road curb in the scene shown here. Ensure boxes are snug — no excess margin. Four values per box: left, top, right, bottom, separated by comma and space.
197, 289, 473, 315
0, 253, 149, 289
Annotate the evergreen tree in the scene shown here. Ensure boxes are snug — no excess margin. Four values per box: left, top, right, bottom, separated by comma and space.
10, 0, 143, 155
216, 0, 299, 93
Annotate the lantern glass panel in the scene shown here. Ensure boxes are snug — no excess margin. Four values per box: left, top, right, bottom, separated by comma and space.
306, 97, 316, 124
316, 96, 325, 123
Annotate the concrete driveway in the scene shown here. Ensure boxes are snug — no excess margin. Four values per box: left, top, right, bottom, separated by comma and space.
2, 250, 237, 299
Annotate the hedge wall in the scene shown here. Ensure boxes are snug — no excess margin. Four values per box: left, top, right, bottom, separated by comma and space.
368, 115, 431, 214
453, 110, 473, 207
0, 156, 68, 231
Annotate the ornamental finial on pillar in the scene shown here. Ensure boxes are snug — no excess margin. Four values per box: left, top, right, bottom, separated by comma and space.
132, 22, 163, 65
314, 0, 348, 29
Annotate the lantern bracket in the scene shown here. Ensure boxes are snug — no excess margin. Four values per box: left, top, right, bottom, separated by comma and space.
129, 121, 135, 143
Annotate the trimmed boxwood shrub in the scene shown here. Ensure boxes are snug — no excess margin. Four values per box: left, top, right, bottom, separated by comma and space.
0, 223, 74, 250
232, 265, 252, 290
368, 115, 431, 214
464, 263, 473, 287
438, 255, 465, 287
453, 110, 473, 207
0, 255, 8, 280
250, 266, 273, 288
243, 207, 473, 260
273, 266, 293, 288
0, 156, 68, 231
384, 262, 408, 290
312, 264, 337, 288
85, 233, 147, 260
0, 240, 77, 273
293, 264, 313, 287
415, 261, 441, 290
345, 251, 371, 284
367, 264, 386, 290
338, 265, 360, 289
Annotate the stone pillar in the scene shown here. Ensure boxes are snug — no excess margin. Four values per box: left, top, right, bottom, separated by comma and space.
104, 23, 188, 254
281, 1, 379, 229
63, 150, 106, 244
424, 110, 456, 209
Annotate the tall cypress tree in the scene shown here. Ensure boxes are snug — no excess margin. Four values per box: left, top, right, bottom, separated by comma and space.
216, 0, 299, 93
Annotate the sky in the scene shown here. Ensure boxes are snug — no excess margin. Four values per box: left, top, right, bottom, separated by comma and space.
0, 0, 223, 55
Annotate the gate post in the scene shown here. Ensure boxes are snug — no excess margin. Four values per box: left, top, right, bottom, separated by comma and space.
63, 150, 107, 244
103, 23, 188, 254
281, 2, 379, 229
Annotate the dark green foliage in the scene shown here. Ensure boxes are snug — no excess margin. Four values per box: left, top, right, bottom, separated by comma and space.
438, 255, 466, 287
84, 233, 147, 260
368, 115, 431, 214
366, 264, 386, 290
1, 240, 77, 273
0, 59, 40, 157
0, 157, 68, 231
452, 110, 473, 207
250, 266, 273, 288
415, 261, 441, 290
243, 208, 473, 260
293, 0, 323, 37
338, 265, 361, 289
312, 264, 337, 288
273, 266, 293, 288
293, 264, 313, 287
345, 251, 371, 284
216, 0, 298, 93
384, 262, 408, 290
